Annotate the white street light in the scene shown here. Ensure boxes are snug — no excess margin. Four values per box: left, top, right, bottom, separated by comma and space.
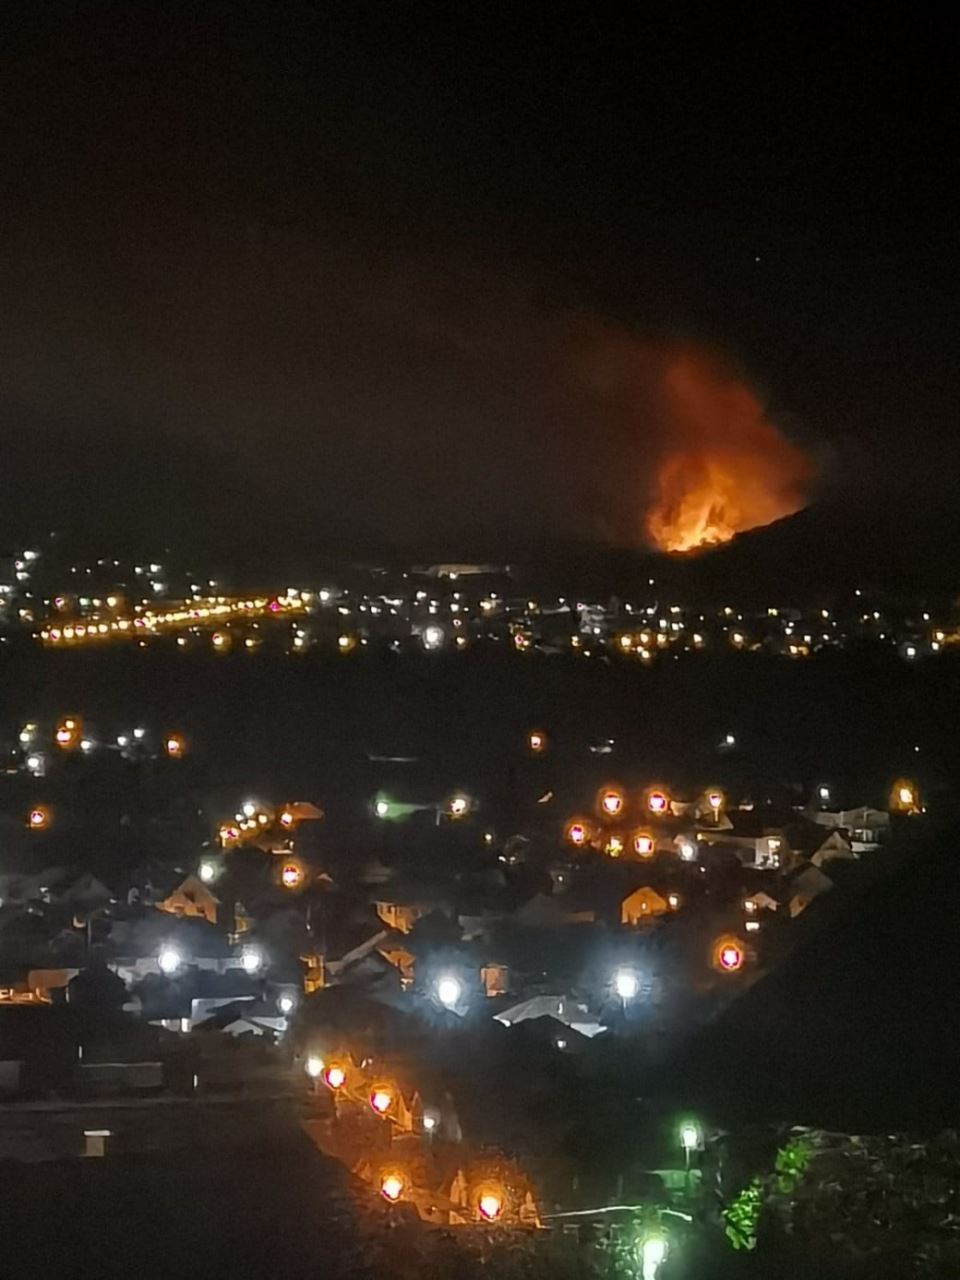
277, 992, 296, 1016
436, 975, 462, 1008
241, 947, 262, 974
421, 624, 445, 651
198, 859, 218, 884
615, 969, 639, 1001
158, 946, 181, 976
305, 1054, 324, 1078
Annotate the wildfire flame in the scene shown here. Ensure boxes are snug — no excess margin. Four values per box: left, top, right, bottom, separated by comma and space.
646, 352, 813, 553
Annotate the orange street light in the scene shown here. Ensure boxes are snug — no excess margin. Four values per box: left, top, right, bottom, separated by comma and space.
27, 805, 50, 830
646, 789, 669, 815
370, 1086, 394, 1115
565, 818, 590, 847
380, 1172, 404, 1202
633, 831, 654, 857
165, 733, 186, 759
598, 787, 624, 818
713, 937, 745, 973
477, 1190, 503, 1222
324, 1064, 346, 1090
281, 861, 304, 890
527, 730, 546, 753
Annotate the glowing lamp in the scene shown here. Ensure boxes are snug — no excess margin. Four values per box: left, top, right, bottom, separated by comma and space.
279, 810, 294, 828
706, 790, 723, 811
198, 860, 217, 884
615, 969, 639, 1001
528, 730, 545, 753
165, 734, 185, 758
277, 993, 296, 1015
667, 893, 680, 910
374, 799, 390, 818
421, 624, 445, 651
566, 820, 588, 847
599, 788, 624, 817
281, 862, 304, 890
634, 832, 654, 857
448, 794, 469, 818
716, 941, 744, 972
305, 1055, 324, 1079
641, 1233, 668, 1280
647, 790, 668, 815
240, 947, 262, 974
680, 1121, 701, 1152
324, 1064, 346, 1090
158, 946, 181, 976
477, 1192, 502, 1222
436, 975, 462, 1008
370, 1087, 393, 1115
380, 1173, 404, 1203
898, 786, 914, 806
27, 805, 50, 830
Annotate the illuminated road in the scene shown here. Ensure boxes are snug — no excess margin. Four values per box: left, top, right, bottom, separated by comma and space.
37, 593, 308, 646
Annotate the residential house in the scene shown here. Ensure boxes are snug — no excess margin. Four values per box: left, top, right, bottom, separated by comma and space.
620, 885, 669, 926
787, 864, 834, 917
158, 875, 220, 926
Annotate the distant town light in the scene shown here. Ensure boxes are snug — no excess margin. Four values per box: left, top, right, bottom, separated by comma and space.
436, 975, 462, 1009
615, 969, 639, 1001
447, 794, 470, 818
324, 1064, 346, 1090
380, 1173, 404, 1203
370, 1087, 393, 1115
706, 789, 723, 811
527, 730, 546, 753
634, 832, 654, 857
422, 624, 445, 651
25, 753, 43, 775
165, 734, 185, 758
599, 787, 624, 817
422, 1112, 438, 1132
667, 892, 680, 910
158, 946, 181, 976
281, 862, 304, 890
305, 1054, 324, 1079
27, 805, 50, 830
817, 784, 831, 803
678, 840, 697, 861
647, 790, 668, 815
478, 1191, 503, 1222
242, 801, 257, 818
714, 939, 744, 972
566, 819, 589, 847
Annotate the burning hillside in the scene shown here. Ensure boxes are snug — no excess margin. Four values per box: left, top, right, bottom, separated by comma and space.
646, 351, 813, 553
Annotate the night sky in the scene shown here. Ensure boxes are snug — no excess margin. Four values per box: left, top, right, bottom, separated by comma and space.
1, 5, 955, 564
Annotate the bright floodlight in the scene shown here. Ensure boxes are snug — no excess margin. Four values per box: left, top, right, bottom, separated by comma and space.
158, 946, 181, 976
324, 1064, 346, 1089
478, 1192, 502, 1222
370, 1087, 393, 1114
305, 1054, 324, 1078
641, 1233, 668, 1280
422, 624, 445, 651
241, 947, 262, 974
615, 969, 639, 1001
680, 1121, 700, 1151
436, 975, 462, 1008
380, 1173, 404, 1202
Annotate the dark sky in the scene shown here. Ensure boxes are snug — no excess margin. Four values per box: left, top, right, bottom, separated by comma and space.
0, 4, 956, 561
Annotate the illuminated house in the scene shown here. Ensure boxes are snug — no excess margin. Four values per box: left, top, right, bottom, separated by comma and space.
158, 875, 220, 926
620, 886, 669, 926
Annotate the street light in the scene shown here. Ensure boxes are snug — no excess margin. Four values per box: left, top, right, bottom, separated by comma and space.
324, 1064, 346, 1090
370, 1086, 393, 1115
27, 805, 50, 830
277, 992, 296, 1016
477, 1191, 503, 1222
599, 787, 624, 817
158, 946, 181, 976
436, 974, 462, 1009
640, 1232, 668, 1280
380, 1173, 404, 1202
646, 789, 668, 815
615, 969, 639, 1002
565, 819, 589, 847
374, 798, 390, 818
447, 793, 470, 819
241, 947, 262, 974
305, 1055, 324, 1079
421, 624, 445, 651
